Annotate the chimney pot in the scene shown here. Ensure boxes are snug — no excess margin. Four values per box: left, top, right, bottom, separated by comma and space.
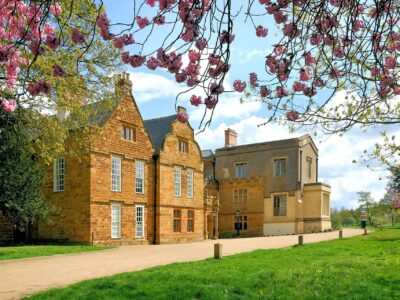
225, 128, 237, 147
115, 72, 132, 92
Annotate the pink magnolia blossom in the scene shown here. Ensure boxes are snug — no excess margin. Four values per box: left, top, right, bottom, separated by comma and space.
300, 69, 310, 81
210, 83, 224, 95
146, 0, 156, 7
208, 54, 220, 65
260, 86, 270, 97
283, 22, 300, 38
188, 49, 200, 62
273, 45, 286, 55
276, 86, 288, 98
190, 95, 202, 106
129, 55, 146, 68
219, 31, 235, 44
205, 95, 217, 109
393, 86, 400, 95
1, 99, 18, 113
304, 52, 316, 66
385, 57, 397, 69
121, 52, 130, 64
154, 16, 166, 25
175, 73, 187, 83
71, 28, 86, 44
113, 34, 134, 49
273, 11, 288, 24
287, 110, 299, 121
329, 68, 341, 79
310, 33, 323, 45
177, 111, 189, 123
53, 64, 66, 77
249, 72, 258, 87
256, 25, 268, 37
147, 57, 159, 70
136, 16, 149, 28
50, 3, 62, 17
46, 35, 60, 50
43, 23, 55, 36
187, 77, 198, 87
293, 81, 306, 92
97, 13, 113, 40
233, 80, 246, 93
195, 38, 207, 50
303, 86, 316, 97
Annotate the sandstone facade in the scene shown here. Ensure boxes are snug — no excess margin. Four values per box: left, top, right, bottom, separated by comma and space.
203, 129, 331, 237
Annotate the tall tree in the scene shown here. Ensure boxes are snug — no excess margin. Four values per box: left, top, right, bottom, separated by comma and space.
0, 110, 55, 242
357, 191, 377, 226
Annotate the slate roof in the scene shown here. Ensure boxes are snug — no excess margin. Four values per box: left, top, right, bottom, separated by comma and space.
144, 114, 177, 152
84, 101, 116, 126
201, 149, 214, 158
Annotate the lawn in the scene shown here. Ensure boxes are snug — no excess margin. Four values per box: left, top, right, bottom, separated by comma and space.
27, 227, 400, 300
0, 245, 113, 261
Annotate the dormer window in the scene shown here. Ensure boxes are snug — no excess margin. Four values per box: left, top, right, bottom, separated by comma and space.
178, 139, 188, 153
121, 125, 136, 142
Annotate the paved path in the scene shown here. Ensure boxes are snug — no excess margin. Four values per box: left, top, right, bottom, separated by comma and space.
0, 229, 364, 300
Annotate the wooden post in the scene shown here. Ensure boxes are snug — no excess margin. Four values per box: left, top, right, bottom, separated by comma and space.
364, 228, 367, 235
298, 235, 303, 246
214, 243, 222, 259
339, 230, 343, 238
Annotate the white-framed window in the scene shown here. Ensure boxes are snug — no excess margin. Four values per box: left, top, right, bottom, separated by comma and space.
273, 158, 286, 177
53, 157, 64, 192
111, 156, 122, 192
136, 160, 145, 194
187, 169, 194, 198
174, 166, 182, 197
111, 203, 121, 239
135, 205, 145, 238
322, 193, 330, 216
273, 194, 287, 216
235, 162, 247, 178
307, 157, 312, 179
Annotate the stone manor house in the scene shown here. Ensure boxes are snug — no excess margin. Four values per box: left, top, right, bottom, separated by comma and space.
0, 74, 331, 245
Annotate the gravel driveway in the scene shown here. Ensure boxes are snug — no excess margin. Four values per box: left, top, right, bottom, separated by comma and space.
0, 229, 365, 300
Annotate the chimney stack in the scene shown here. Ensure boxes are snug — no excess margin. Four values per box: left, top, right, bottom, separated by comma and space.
225, 128, 237, 147
115, 72, 132, 93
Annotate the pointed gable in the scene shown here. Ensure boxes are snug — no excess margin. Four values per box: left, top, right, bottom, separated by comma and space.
144, 115, 177, 153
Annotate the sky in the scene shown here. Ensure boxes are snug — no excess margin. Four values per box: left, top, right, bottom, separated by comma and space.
102, 1, 397, 209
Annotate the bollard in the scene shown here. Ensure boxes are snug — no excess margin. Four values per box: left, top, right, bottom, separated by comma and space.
339, 230, 343, 239
364, 228, 367, 235
298, 235, 303, 246
214, 243, 222, 259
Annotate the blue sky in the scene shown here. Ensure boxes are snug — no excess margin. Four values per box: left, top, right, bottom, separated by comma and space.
103, 0, 395, 209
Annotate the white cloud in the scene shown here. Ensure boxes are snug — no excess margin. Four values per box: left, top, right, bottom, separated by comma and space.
129, 71, 184, 102
238, 48, 270, 64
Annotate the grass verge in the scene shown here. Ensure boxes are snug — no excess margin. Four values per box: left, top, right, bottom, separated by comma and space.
0, 245, 113, 261
27, 227, 400, 299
